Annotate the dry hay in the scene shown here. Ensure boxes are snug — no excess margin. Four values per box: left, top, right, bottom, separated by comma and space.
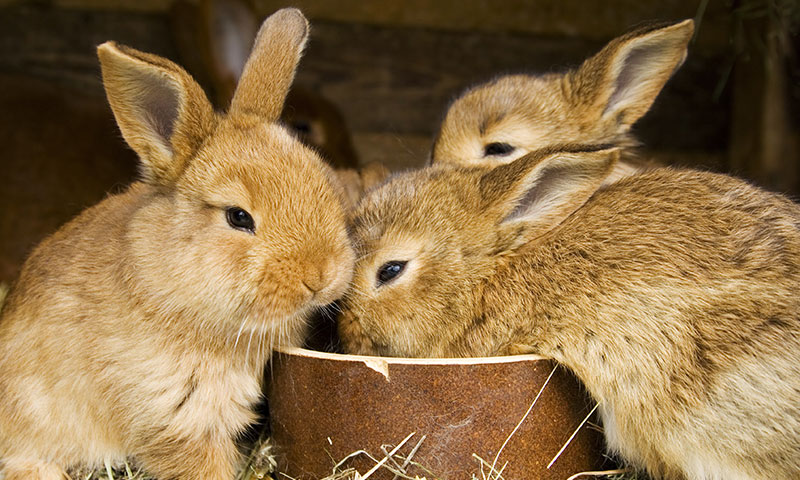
65, 420, 640, 480
294, 430, 638, 480
66, 436, 277, 480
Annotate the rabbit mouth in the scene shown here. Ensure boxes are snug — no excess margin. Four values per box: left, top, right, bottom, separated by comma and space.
233, 311, 309, 352
302, 282, 345, 309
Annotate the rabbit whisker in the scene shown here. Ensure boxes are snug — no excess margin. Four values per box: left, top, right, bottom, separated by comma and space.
324, 302, 343, 315
233, 317, 248, 351
246, 327, 256, 366
353, 252, 370, 263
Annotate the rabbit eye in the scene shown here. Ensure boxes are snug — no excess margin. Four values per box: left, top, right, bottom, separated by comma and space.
226, 207, 255, 233
291, 120, 312, 135
483, 142, 515, 157
376, 261, 407, 286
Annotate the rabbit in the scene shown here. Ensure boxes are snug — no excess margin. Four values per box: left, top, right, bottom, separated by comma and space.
0, 8, 354, 480
430, 20, 694, 184
337, 144, 800, 480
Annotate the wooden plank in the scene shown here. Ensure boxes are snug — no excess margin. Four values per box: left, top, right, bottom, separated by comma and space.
4, 0, 732, 52
0, 5, 730, 147
0, 4, 178, 92
257, 0, 733, 52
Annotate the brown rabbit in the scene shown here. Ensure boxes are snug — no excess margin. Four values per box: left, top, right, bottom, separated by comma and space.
338, 145, 800, 479
0, 8, 354, 480
431, 20, 694, 183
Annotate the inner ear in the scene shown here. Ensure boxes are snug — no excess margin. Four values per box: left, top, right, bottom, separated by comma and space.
98, 41, 216, 186
504, 164, 575, 222
604, 42, 673, 119
580, 20, 694, 128
482, 147, 618, 246
141, 74, 181, 145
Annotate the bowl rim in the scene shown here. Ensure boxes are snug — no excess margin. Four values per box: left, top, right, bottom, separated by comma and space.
274, 346, 547, 366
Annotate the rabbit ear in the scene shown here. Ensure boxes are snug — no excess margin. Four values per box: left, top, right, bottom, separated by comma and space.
228, 8, 309, 122
200, 0, 260, 107
480, 145, 619, 245
576, 19, 694, 128
97, 42, 216, 186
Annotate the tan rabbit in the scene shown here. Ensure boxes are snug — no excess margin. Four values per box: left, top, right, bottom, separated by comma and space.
0, 8, 354, 480
431, 20, 694, 183
338, 145, 800, 479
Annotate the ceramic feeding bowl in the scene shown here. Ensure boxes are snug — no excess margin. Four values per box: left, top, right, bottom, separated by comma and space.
267, 347, 607, 479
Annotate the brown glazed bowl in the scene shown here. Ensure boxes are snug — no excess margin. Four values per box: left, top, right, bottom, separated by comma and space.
267, 347, 607, 480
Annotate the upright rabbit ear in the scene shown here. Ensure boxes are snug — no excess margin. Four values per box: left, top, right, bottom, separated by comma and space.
228, 8, 309, 122
98, 42, 216, 186
480, 145, 619, 246
575, 19, 694, 129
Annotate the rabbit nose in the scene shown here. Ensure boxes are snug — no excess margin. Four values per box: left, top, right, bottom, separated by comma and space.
301, 255, 353, 304
302, 268, 327, 294
302, 258, 341, 294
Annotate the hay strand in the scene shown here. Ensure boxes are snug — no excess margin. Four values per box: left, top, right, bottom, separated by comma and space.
488, 364, 558, 477
360, 432, 415, 479
547, 403, 599, 470
388, 434, 427, 480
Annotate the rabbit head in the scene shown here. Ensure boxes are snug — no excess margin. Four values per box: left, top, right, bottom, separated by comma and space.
339, 145, 617, 357
98, 8, 354, 346
431, 20, 693, 171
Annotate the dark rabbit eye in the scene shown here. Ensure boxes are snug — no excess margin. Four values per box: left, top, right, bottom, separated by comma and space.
226, 207, 255, 233
483, 142, 515, 157
291, 120, 312, 135
376, 261, 407, 286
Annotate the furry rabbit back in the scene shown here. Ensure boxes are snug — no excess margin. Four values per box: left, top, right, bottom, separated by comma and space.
0, 9, 354, 480
339, 146, 800, 479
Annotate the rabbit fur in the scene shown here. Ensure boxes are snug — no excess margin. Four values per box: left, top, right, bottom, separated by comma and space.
431, 20, 694, 184
0, 8, 354, 480
338, 145, 800, 480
